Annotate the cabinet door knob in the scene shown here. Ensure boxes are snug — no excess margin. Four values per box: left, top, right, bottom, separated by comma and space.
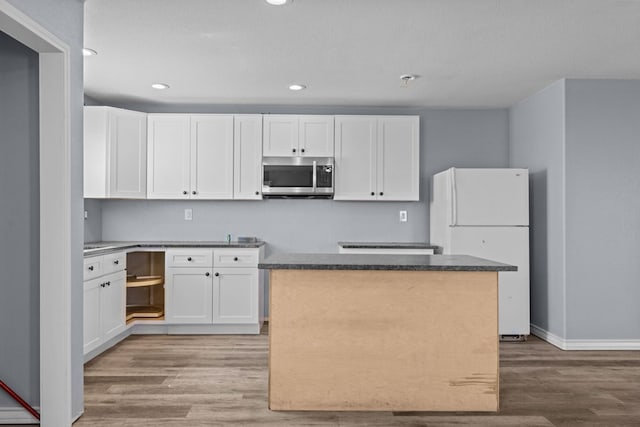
255, 191, 259, 195
183, 190, 188, 195
100, 283, 105, 288
379, 192, 384, 196
301, 148, 305, 153
292, 148, 296, 153
187, 257, 192, 261
233, 257, 238, 261
214, 272, 220, 277
113, 260, 119, 265
205, 272, 210, 277
107, 281, 111, 286
370, 192, 375, 196
192, 191, 197, 195
88, 266, 94, 271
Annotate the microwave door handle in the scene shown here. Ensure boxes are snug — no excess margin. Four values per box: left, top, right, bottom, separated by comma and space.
312, 160, 317, 192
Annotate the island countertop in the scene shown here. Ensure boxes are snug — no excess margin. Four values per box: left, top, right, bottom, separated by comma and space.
258, 253, 516, 271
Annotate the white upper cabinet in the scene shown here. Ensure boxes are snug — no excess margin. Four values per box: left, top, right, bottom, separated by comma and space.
334, 115, 419, 201
147, 114, 234, 199
84, 106, 147, 198
233, 115, 263, 199
147, 114, 191, 199
191, 115, 234, 199
263, 115, 334, 157
376, 116, 420, 201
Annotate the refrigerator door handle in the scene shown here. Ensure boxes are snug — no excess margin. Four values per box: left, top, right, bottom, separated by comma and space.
450, 168, 457, 226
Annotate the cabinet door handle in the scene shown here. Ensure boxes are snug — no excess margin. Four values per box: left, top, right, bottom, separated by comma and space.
255, 191, 259, 195
370, 192, 375, 196
88, 266, 94, 271
187, 257, 192, 261
205, 272, 210, 277
100, 282, 105, 288
113, 260, 119, 265
379, 192, 384, 196
233, 257, 238, 261
301, 148, 305, 153
107, 281, 111, 286
192, 191, 197, 195
292, 148, 296, 153
183, 190, 188, 195
214, 272, 220, 277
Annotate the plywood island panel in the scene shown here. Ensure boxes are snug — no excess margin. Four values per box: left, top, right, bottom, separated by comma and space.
268, 269, 499, 412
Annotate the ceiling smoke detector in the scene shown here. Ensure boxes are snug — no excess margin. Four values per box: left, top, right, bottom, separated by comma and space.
400, 74, 418, 87
266, 0, 289, 5
151, 83, 170, 90
288, 84, 306, 91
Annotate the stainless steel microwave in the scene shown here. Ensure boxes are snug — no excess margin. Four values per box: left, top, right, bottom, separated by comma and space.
262, 157, 334, 198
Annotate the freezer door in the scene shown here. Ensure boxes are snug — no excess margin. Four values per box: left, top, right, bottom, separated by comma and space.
448, 227, 530, 336
451, 168, 529, 226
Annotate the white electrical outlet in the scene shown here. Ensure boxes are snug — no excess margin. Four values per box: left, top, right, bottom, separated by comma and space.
399, 210, 408, 222
184, 208, 193, 221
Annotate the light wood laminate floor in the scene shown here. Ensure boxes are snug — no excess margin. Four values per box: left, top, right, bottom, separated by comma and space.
67, 326, 640, 427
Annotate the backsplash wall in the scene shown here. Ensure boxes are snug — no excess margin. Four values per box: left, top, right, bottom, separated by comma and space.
87, 107, 510, 253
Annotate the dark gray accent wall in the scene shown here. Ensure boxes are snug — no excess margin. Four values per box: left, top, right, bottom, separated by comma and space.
509, 80, 566, 338
0, 30, 39, 409
7, 0, 85, 418
96, 107, 510, 255
565, 80, 640, 339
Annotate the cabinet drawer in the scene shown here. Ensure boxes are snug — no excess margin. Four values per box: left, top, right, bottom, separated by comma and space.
103, 251, 126, 274
166, 249, 213, 267
83, 256, 104, 281
213, 249, 259, 268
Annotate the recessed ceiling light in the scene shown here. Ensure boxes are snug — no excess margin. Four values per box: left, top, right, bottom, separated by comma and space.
288, 84, 306, 91
266, 0, 288, 5
151, 83, 170, 90
82, 48, 97, 56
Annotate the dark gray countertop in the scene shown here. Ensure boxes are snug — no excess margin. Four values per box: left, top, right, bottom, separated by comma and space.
338, 241, 440, 250
258, 253, 516, 271
84, 241, 265, 256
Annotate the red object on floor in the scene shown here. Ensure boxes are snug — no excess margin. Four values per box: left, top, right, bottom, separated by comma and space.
0, 379, 40, 421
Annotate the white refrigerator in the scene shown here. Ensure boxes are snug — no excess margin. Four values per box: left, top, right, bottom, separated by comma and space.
430, 168, 530, 337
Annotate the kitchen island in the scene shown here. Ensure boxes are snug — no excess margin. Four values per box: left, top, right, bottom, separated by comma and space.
259, 253, 516, 412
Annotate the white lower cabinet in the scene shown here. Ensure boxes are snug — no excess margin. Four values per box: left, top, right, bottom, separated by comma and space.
166, 267, 213, 324
213, 268, 258, 324
83, 253, 126, 355
164, 247, 263, 332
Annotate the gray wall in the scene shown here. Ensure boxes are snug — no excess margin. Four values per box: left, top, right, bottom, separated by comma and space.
84, 198, 102, 243
565, 79, 640, 339
509, 80, 566, 338
6, 0, 85, 418
0, 30, 39, 410
511, 78, 640, 342
93, 107, 510, 255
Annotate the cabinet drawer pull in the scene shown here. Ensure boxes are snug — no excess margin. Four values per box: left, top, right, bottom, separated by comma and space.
301, 148, 305, 153
100, 282, 105, 288
113, 260, 119, 265
183, 190, 188, 195
370, 192, 374, 196
106, 281, 111, 286
192, 191, 197, 195
233, 257, 238, 261
214, 272, 220, 277
379, 192, 384, 196
187, 257, 192, 261
205, 272, 210, 277
88, 266, 94, 271
292, 148, 296, 153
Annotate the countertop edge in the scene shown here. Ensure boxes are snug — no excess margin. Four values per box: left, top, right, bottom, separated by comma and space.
84, 241, 265, 256
258, 263, 516, 272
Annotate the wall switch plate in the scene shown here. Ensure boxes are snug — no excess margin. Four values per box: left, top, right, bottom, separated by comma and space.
399, 210, 408, 222
184, 208, 193, 221
84, 210, 88, 219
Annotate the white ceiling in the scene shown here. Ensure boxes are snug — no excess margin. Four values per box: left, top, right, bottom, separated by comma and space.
83, 0, 640, 108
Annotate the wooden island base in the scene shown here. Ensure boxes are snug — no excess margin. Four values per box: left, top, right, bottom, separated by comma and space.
268, 269, 499, 412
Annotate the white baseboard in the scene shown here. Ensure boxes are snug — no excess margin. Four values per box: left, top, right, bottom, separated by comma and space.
531, 324, 640, 350
0, 406, 40, 424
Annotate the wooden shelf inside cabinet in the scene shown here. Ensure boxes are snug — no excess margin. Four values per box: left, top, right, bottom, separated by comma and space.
126, 275, 164, 288
126, 305, 164, 321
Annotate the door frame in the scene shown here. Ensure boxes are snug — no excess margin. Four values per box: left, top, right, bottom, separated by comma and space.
0, 2, 72, 426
